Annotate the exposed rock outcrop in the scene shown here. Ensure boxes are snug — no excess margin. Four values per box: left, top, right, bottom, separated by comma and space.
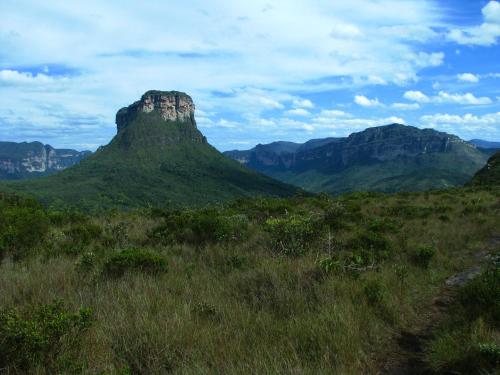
116, 91, 196, 132
0, 142, 91, 180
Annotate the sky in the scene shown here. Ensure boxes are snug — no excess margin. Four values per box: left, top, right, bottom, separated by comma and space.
1, 0, 499, 151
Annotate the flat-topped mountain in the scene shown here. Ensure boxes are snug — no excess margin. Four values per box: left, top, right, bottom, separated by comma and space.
225, 124, 489, 194
2, 91, 298, 209
0, 141, 90, 180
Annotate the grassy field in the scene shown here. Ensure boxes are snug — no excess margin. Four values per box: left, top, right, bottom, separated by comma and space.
0, 186, 499, 374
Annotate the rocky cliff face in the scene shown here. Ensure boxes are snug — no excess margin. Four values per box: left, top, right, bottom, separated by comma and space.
0, 142, 91, 180
116, 90, 202, 135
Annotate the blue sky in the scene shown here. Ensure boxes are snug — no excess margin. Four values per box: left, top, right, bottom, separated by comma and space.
0, 0, 499, 151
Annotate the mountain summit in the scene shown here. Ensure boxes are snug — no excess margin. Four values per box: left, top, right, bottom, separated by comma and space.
2, 91, 297, 209
116, 91, 203, 140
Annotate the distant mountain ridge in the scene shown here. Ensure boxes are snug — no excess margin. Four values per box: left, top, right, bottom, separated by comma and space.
468, 139, 500, 149
0, 141, 91, 180
1, 91, 298, 209
224, 124, 489, 194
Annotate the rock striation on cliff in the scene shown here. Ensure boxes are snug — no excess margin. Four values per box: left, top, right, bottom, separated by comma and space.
0, 141, 90, 180
115, 91, 206, 142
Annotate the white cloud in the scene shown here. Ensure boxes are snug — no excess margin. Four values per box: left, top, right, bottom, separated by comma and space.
257, 97, 284, 110
421, 112, 500, 125
404, 90, 430, 103
448, 1, 500, 46
411, 52, 444, 68
0, 69, 56, 85
318, 110, 351, 118
420, 112, 500, 135
354, 95, 381, 107
284, 108, 311, 117
457, 73, 479, 83
392, 102, 420, 110
435, 91, 492, 105
330, 23, 363, 39
403, 90, 492, 105
367, 75, 387, 85
217, 118, 239, 128
292, 98, 314, 109
378, 25, 438, 42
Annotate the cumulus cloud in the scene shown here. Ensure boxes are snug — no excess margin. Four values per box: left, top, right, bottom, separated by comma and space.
330, 23, 363, 39
448, 1, 500, 46
435, 91, 492, 105
392, 102, 420, 110
411, 52, 444, 68
284, 108, 311, 117
403, 91, 430, 103
403, 90, 492, 105
0, 69, 55, 85
420, 112, 500, 137
457, 73, 479, 83
378, 25, 438, 42
421, 112, 500, 125
292, 98, 314, 109
354, 95, 381, 107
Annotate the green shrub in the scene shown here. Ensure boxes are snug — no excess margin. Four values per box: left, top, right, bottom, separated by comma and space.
322, 203, 348, 230
65, 222, 103, 247
0, 300, 92, 373
102, 249, 167, 277
477, 343, 500, 367
366, 218, 399, 233
0, 201, 49, 261
76, 251, 96, 273
317, 256, 341, 274
459, 269, 500, 323
348, 230, 392, 263
412, 244, 436, 269
264, 215, 318, 256
149, 209, 249, 246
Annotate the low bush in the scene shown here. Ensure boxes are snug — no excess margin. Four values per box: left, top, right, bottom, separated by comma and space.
102, 248, 167, 277
0, 300, 92, 373
459, 268, 500, 323
348, 230, 392, 264
0, 199, 49, 261
149, 209, 249, 246
412, 244, 436, 269
264, 215, 319, 256
64, 222, 103, 247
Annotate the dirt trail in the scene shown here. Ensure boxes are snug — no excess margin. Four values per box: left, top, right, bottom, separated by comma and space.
379, 237, 500, 375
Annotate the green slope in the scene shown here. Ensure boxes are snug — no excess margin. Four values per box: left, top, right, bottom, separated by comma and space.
267, 151, 487, 195
226, 124, 489, 195
469, 151, 500, 186
1, 111, 297, 210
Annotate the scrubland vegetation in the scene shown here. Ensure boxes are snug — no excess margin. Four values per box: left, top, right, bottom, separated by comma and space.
0, 187, 499, 374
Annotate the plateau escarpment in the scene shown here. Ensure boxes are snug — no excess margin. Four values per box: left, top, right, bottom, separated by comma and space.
0, 142, 90, 180
115, 91, 205, 143
225, 124, 489, 194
